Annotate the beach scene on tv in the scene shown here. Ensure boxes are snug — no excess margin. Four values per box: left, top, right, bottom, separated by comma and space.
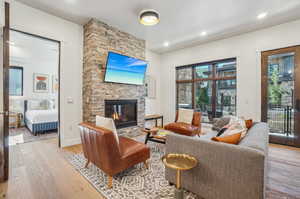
104, 52, 148, 85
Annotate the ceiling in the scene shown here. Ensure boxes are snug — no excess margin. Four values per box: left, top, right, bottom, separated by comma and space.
10, 30, 59, 64
15, 0, 300, 53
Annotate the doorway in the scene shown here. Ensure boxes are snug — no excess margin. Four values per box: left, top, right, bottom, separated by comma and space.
261, 46, 300, 147
7, 30, 60, 146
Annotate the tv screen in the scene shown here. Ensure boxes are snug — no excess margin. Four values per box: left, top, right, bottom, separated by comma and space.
104, 52, 148, 85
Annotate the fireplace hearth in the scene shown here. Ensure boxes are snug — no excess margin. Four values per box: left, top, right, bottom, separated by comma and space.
105, 99, 137, 129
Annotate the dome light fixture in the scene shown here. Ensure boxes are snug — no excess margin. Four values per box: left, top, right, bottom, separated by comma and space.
139, 9, 160, 26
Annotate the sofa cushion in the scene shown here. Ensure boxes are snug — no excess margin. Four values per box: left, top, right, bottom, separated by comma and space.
177, 108, 194, 124
238, 123, 269, 153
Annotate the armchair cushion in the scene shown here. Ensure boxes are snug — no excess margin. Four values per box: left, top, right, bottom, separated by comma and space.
96, 116, 119, 144
177, 108, 194, 124
119, 137, 150, 168
164, 122, 200, 136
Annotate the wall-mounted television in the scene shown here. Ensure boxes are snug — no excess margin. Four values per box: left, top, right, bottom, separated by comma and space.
104, 52, 148, 85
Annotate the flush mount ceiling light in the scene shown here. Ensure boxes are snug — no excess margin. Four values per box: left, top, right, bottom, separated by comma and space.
139, 9, 160, 26
257, 12, 268, 19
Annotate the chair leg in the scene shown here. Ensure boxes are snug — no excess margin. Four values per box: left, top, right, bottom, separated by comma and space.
84, 160, 90, 168
108, 176, 113, 189
144, 160, 149, 169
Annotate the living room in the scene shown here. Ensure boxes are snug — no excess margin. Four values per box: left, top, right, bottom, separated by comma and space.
1, 0, 300, 199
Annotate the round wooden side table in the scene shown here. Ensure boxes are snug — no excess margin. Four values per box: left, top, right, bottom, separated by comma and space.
162, 153, 197, 199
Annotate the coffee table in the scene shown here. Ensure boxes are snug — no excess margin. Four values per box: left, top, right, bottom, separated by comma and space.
162, 153, 197, 199
142, 127, 171, 144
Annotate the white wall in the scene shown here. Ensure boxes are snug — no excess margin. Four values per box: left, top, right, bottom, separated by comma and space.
10, 1, 83, 147
145, 49, 162, 116
160, 19, 300, 124
0, 0, 4, 28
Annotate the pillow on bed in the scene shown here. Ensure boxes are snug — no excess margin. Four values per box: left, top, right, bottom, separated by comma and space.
28, 100, 44, 110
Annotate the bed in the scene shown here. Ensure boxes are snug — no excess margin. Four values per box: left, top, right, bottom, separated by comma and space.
24, 100, 58, 135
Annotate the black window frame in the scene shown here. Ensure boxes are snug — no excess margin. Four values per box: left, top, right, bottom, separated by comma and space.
176, 57, 237, 122
9, 66, 24, 96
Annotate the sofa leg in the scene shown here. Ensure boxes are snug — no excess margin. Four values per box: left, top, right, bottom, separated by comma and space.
108, 176, 113, 189
84, 160, 90, 168
144, 161, 149, 169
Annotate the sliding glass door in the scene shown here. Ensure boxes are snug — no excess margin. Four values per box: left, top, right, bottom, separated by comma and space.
176, 58, 237, 123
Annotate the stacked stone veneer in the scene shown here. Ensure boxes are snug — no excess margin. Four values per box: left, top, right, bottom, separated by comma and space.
83, 19, 146, 137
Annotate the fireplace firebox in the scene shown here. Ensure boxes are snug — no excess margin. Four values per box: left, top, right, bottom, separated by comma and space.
105, 99, 137, 129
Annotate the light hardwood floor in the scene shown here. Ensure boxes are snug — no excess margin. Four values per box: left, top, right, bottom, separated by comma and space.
0, 138, 102, 199
0, 138, 299, 199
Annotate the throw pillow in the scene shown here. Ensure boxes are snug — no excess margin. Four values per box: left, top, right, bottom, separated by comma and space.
212, 132, 242, 145
221, 122, 248, 139
212, 117, 231, 131
245, 119, 253, 129
96, 116, 119, 144
177, 108, 194, 124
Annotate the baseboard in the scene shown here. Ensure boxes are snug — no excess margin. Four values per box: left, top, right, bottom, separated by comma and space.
61, 137, 81, 148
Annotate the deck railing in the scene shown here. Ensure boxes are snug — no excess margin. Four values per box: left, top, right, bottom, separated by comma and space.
267, 105, 294, 135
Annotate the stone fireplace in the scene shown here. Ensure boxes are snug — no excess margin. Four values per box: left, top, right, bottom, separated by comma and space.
83, 19, 146, 137
105, 99, 137, 129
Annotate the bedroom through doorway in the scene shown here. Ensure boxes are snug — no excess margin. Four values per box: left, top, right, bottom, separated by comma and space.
8, 30, 60, 146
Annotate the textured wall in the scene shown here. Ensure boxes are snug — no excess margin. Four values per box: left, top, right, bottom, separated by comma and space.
83, 19, 146, 136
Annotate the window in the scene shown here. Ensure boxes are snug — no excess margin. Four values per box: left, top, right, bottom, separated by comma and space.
9, 66, 23, 96
176, 58, 236, 123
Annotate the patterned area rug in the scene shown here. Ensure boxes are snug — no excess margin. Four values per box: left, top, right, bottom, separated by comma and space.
66, 138, 199, 199
66, 134, 300, 199
9, 127, 57, 146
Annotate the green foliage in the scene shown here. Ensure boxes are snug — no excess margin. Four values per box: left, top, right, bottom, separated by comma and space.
196, 85, 209, 110
268, 68, 283, 105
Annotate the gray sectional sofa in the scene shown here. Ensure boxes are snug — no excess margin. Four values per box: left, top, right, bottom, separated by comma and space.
165, 122, 269, 199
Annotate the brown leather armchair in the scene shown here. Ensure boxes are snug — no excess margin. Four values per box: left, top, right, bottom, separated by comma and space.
79, 122, 150, 188
164, 111, 202, 136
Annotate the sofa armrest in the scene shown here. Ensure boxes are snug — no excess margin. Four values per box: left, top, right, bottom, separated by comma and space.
165, 133, 266, 199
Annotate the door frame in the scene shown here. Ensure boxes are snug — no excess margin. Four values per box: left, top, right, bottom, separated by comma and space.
9, 28, 62, 147
1, 2, 10, 182
261, 45, 300, 147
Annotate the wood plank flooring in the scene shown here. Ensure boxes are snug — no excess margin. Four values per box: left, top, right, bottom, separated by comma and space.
0, 138, 102, 199
0, 139, 299, 199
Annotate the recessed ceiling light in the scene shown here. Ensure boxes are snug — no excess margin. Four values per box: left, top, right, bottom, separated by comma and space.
257, 12, 268, 19
139, 9, 160, 26
201, 31, 207, 36
163, 42, 169, 47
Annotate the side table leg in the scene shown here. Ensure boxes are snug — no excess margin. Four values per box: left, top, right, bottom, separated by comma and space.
175, 169, 183, 199
176, 170, 181, 189
145, 133, 150, 144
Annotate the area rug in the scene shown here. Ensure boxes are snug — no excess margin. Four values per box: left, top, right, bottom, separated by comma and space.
66, 135, 299, 199
66, 139, 199, 199
9, 127, 57, 146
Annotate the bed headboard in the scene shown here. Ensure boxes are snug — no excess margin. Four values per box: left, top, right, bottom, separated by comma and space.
24, 99, 55, 113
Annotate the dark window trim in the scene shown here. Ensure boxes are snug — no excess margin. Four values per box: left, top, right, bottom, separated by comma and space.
176, 57, 237, 70
9, 66, 24, 96
176, 58, 237, 121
